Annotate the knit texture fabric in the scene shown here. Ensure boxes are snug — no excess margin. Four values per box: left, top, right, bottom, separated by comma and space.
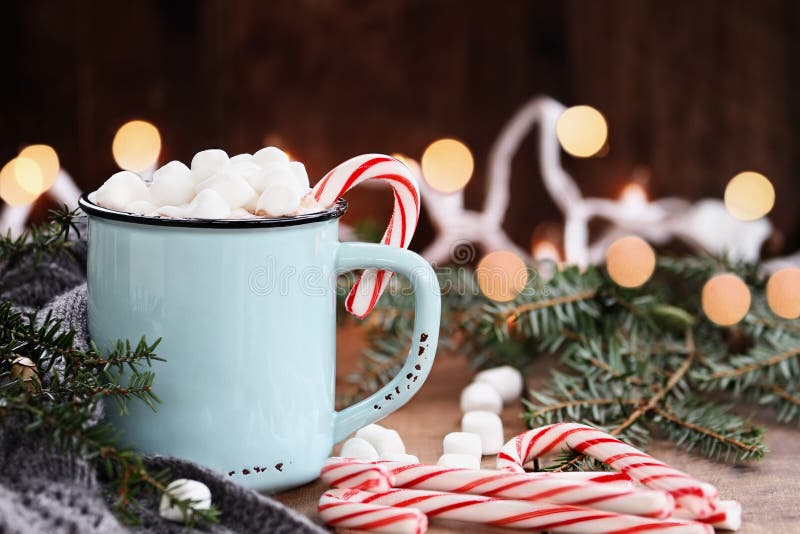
0, 222, 324, 534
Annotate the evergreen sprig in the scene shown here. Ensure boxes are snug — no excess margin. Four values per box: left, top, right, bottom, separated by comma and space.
0, 211, 220, 526
343, 254, 797, 466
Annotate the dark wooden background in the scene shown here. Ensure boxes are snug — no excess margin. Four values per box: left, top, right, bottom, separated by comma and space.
2, 0, 798, 254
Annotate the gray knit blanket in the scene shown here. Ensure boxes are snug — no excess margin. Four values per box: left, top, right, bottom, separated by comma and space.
0, 222, 324, 534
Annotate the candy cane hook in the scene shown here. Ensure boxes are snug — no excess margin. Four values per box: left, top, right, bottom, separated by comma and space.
313, 154, 420, 318
497, 423, 720, 519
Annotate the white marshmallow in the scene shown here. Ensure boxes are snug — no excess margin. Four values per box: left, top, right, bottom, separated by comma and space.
355, 424, 388, 445
340, 437, 379, 461
155, 204, 190, 218
246, 162, 293, 192
229, 207, 254, 219
379, 452, 420, 465
461, 411, 504, 455
228, 160, 263, 190
189, 189, 230, 219
229, 153, 254, 165
354, 424, 405, 455
437, 453, 480, 470
94, 171, 149, 211
288, 161, 310, 189
460, 382, 503, 414
124, 200, 157, 215
191, 149, 229, 183
372, 429, 406, 455
442, 432, 482, 460
150, 160, 194, 206
474, 366, 524, 404
256, 180, 303, 217
196, 170, 257, 210
254, 146, 289, 167
159, 479, 212, 523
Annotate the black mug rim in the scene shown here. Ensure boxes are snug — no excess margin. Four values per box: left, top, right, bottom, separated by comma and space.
78, 195, 347, 229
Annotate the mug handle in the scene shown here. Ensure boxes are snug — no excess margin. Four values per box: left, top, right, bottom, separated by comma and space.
332, 242, 441, 442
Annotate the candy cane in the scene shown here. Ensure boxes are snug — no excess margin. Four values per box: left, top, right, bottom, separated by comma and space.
326, 487, 713, 534
321, 457, 673, 518
319, 488, 428, 534
313, 154, 420, 318
675, 501, 742, 531
497, 423, 720, 519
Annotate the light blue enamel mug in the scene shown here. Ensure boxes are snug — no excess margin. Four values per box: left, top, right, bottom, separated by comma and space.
78, 196, 440, 491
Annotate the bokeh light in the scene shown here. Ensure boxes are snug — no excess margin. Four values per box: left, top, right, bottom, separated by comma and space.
766, 267, 800, 319
391, 153, 422, 177
112, 120, 162, 172
619, 182, 648, 204
702, 273, 751, 326
19, 144, 59, 189
532, 240, 561, 263
556, 105, 608, 158
724, 171, 775, 221
421, 138, 474, 193
0, 157, 44, 206
476, 250, 529, 302
605, 236, 656, 288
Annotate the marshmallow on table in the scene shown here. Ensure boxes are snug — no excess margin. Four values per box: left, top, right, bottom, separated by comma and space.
254, 146, 290, 167
462, 410, 504, 455
340, 437, 379, 462
460, 382, 503, 414
437, 453, 480, 470
125, 200, 156, 215
191, 149, 229, 183
189, 189, 231, 219
150, 160, 195, 206
94, 171, 150, 211
443, 431, 482, 460
474, 366, 524, 404
355, 424, 388, 445
379, 453, 420, 465
159, 479, 212, 522
354, 424, 406, 456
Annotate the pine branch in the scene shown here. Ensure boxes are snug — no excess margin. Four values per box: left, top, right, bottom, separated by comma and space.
0, 206, 79, 273
0, 211, 219, 526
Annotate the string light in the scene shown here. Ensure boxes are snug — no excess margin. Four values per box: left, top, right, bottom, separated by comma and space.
556, 105, 608, 158
724, 171, 774, 221
19, 144, 59, 189
532, 240, 561, 263
618, 182, 648, 205
702, 273, 751, 326
605, 236, 656, 288
0, 157, 44, 206
421, 138, 474, 193
476, 250, 529, 302
766, 267, 800, 319
112, 120, 161, 172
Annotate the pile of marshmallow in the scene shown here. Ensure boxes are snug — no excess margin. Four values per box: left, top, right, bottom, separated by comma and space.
90, 146, 322, 219
339, 365, 523, 470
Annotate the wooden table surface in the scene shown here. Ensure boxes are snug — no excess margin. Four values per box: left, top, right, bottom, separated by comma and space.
275, 326, 800, 532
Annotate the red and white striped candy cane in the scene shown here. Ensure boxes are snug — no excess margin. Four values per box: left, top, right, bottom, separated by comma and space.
675, 501, 742, 531
313, 154, 420, 318
321, 457, 673, 518
320, 456, 394, 492
497, 423, 720, 519
319, 488, 428, 534
330, 487, 713, 534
